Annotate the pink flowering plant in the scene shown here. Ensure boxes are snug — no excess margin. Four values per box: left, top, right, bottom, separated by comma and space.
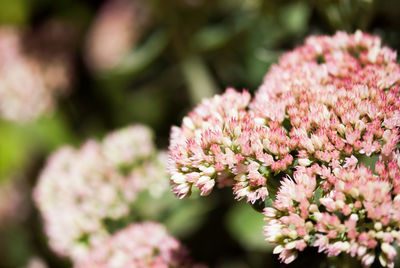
34, 124, 208, 267
35, 125, 193, 261
168, 31, 400, 267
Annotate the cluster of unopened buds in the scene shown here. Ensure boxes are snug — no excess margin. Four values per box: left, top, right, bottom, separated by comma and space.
34, 125, 168, 262
168, 31, 400, 267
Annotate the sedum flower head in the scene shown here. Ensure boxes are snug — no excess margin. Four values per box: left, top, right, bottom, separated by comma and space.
257, 31, 400, 267
74, 222, 204, 268
168, 88, 279, 203
168, 31, 400, 266
264, 164, 400, 267
34, 125, 167, 261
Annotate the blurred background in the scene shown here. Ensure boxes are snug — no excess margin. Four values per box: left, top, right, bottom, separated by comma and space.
0, 0, 400, 267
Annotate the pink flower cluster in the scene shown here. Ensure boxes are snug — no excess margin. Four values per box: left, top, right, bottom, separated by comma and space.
34, 125, 168, 261
0, 23, 74, 123
169, 89, 286, 202
168, 31, 400, 266
264, 163, 400, 267
75, 222, 204, 268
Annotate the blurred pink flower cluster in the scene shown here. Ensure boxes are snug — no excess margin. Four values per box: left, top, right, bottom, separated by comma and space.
25, 257, 48, 268
75, 222, 204, 268
85, 0, 151, 72
0, 22, 75, 123
34, 125, 168, 262
168, 31, 400, 266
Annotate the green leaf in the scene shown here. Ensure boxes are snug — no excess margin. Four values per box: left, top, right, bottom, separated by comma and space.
129, 190, 177, 221
251, 195, 274, 213
279, 2, 311, 34
226, 201, 274, 252
105, 29, 168, 79
180, 55, 218, 105
265, 196, 274, 207
0, 112, 74, 180
314, 186, 322, 205
192, 25, 234, 51
23, 113, 76, 151
0, 0, 29, 25
163, 196, 211, 239
357, 153, 379, 173
129, 190, 211, 239
0, 122, 30, 180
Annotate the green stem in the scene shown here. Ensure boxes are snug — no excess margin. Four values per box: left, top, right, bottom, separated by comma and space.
180, 55, 218, 105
